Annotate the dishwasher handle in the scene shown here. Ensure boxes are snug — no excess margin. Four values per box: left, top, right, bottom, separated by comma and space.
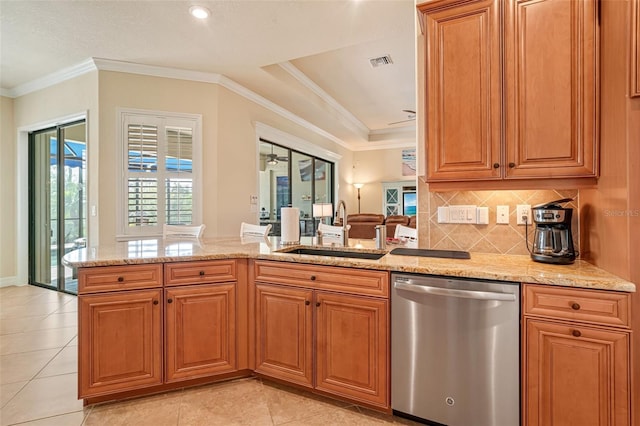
394, 280, 516, 302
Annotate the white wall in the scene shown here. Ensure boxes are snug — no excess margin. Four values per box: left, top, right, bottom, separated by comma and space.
0, 96, 16, 284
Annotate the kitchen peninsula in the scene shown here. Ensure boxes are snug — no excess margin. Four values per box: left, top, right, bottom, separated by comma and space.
64, 237, 636, 424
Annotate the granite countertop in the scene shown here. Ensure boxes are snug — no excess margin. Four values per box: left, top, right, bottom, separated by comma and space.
62, 236, 636, 293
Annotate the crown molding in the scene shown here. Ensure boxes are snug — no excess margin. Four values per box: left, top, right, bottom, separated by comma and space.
3, 58, 97, 98
277, 61, 370, 139
93, 58, 224, 84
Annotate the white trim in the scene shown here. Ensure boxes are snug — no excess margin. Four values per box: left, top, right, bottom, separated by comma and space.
4, 59, 97, 98
93, 58, 223, 85
255, 122, 342, 162
115, 108, 203, 240
0, 276, 20, 287
278, 61, 370, 138
350, 140, 416, 151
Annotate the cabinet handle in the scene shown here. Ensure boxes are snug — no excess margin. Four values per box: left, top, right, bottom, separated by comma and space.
305, 300, 310, 306
153, 300, 159, 305
310, 275, 317, 281
167, 298, 173, 304
508, 162, 516, 168
316, 302, 321, 307
493, 163, 500, 169
117, 276, 124, 282
572, 329, 582, 337
199, 270, 205, 276
571, 302, 581, 310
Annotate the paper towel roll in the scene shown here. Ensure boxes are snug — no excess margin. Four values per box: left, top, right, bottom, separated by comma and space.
281, 207, 300, 244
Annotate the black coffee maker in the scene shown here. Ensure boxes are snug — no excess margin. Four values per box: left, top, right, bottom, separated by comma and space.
529, 198, 577, 264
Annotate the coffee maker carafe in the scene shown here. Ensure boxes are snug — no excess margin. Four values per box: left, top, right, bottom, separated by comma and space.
529, 198, 577, 264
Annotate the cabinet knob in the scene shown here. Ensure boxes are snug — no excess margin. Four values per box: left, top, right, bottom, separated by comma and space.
117, 276, 124, 282
508, 162, 516, 168
305, 300, 310, 306
493, 163, 500, 169
310, 275, 316, 281
571, 302, 581, 310
572, 329, 582, 337
316, 302, 321, 307
153, 300, 159, 305
199, 270, 205, 276
167, 298, 173, 304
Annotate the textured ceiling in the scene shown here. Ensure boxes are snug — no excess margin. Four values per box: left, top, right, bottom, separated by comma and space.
1, 0, 417, 149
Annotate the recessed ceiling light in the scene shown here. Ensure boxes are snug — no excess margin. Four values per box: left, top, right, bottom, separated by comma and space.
189, 5, 210, 19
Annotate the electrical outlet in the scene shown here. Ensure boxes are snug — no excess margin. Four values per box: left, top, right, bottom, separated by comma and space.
496, 205, 510, 224
249, 195, 258, 205
516, 204, 532, 225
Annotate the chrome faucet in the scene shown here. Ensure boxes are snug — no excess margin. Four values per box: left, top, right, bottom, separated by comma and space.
336, 200, 349, 246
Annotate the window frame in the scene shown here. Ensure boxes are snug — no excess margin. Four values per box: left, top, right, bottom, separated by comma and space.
116, 108, 202, 240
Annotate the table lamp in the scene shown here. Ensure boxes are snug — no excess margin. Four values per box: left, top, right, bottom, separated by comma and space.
313, 203, 333, 225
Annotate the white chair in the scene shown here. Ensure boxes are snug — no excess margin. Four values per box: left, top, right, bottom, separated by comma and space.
163, 224, 206, 238
317, 223, 350, 243
240, 222, 272, 237
395, 224, 417, 247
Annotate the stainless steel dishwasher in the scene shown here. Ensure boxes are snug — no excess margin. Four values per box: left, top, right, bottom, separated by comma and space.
391, 273, 520, 426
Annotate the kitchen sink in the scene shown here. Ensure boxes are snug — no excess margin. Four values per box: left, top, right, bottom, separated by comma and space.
277, 246, 386, 260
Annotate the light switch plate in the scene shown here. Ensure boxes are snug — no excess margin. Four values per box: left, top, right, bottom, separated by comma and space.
437, 206, 449, 223
497, 205, 509, 224
476, 207, 489, 225
249, 195, 258, 205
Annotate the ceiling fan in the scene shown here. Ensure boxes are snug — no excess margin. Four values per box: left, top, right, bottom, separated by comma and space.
264, 145, 288, 165
388, 109, 416, 125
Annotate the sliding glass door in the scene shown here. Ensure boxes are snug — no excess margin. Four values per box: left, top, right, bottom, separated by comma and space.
29, 120, 86, 294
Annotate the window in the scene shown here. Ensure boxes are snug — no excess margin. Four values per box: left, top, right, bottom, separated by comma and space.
118, 110, 202, 238
259, 139, 334, 237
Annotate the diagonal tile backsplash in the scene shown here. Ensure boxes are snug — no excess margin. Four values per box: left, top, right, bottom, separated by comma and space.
417, 186, 580, 256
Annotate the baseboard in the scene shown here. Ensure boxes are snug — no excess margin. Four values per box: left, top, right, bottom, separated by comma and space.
0, 276, 22, 287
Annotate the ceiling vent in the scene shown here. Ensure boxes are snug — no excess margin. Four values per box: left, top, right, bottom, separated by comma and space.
369, 55, 393, 68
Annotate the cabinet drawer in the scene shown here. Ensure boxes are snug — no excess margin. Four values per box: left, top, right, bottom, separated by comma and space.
254, 261, 388, 298
165, 260, 237, 286
78, 264, 163, 294
523, 284, 631, 328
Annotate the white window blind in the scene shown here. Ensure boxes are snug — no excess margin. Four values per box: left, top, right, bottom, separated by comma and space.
119, 110, 201, 238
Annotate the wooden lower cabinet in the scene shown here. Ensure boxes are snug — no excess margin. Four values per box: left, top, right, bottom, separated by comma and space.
254, 280, 389, 409
79, 289, 163, 398
315, 292, 388, 407
165, 283, 237, 382
524, 319, 631, 426
255, 283, 313, 387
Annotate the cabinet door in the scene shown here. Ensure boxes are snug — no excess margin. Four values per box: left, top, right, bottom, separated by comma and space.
421, 0, 502, 181
255, 284, 313, 388
315, 292, 388, 408
632, 0, 640, 97
504, 0, 598, 178
524, 319, 630, 426
165, 284, 236, 382
79, 289, 162, 398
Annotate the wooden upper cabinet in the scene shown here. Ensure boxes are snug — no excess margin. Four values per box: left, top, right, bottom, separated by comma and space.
631, 0, 640, 97
421, 0, 502, 181
419, 0, 599, 185
504, 0, 598, 178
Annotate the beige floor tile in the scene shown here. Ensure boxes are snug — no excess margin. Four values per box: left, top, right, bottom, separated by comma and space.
0, 302, 63, 320
85, 392, 182, 426
262, 380, 351, 425
12, 411, 86, 426
0, 381, 26, 409
36, 346, 76, 378
0, 286, 47, 298
54, 299, 77, 314
0, 327, 76, 356
178, 378, 273, 425
28, 291, 76, 306
24, 312, 77, 332
280, 406, 388, 425
0, 373, 85, 425
0, 348, 61, 384
0, 316, 48, 336
354, 407, 423, 425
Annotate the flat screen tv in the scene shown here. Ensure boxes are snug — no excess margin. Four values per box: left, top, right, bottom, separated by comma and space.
403, 192, 417, 216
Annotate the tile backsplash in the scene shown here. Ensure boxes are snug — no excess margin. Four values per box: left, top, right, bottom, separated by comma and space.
417, 186, 580, 256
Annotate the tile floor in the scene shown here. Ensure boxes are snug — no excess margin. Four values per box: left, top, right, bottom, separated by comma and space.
1, 285, 418, 425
